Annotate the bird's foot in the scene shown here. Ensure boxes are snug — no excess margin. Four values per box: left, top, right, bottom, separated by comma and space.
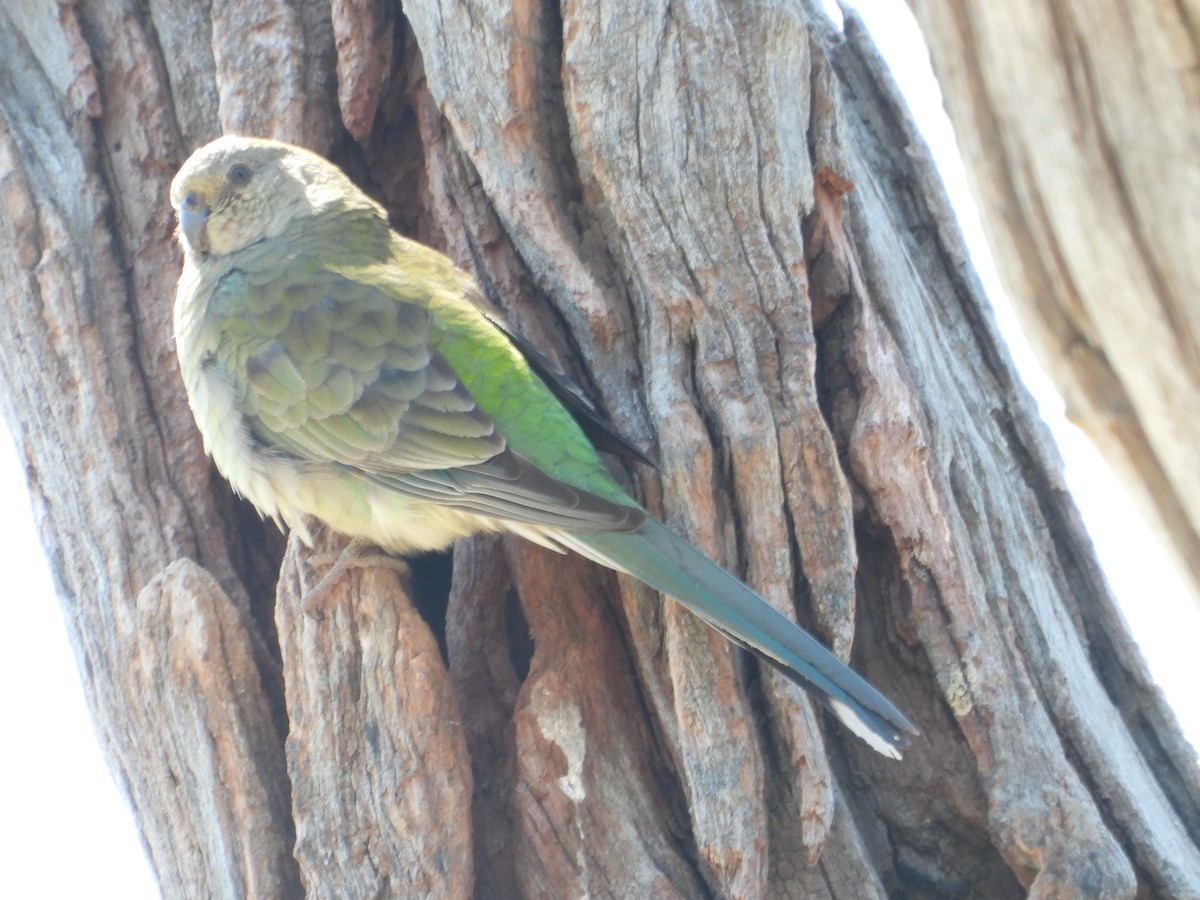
301, 536, 408, 616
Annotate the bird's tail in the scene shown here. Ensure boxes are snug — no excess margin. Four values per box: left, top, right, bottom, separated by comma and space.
557, 518, 917, 758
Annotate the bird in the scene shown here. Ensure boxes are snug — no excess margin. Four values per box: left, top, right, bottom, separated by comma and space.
169, 135, 917, 758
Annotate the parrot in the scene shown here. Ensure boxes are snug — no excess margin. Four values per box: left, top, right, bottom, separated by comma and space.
170, 135, 917, 758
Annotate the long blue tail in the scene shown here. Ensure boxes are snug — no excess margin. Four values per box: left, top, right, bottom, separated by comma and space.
561, 518, 917, 758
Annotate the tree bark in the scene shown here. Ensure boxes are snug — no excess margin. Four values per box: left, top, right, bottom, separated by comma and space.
0, 1, 1196, 898
909, 0, 1200, 607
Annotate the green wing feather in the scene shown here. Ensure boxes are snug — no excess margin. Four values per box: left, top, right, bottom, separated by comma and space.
484, 313, 656, 467
206, 226, 643, 532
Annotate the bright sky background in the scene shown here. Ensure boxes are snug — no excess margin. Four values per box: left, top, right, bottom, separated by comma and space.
1, 3, 1196, 897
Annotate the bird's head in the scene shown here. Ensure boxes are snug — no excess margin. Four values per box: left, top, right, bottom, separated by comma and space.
170, 136, 380, 259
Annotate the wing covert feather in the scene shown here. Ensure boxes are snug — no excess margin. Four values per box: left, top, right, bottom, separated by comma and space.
208, 262, 643, 533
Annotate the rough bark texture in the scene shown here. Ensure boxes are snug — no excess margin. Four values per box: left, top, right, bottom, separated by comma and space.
0, 1, 1196, 898
909, 0, 1200, 607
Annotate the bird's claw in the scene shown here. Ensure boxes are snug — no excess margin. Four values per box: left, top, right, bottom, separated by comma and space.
300, 537, 408, 616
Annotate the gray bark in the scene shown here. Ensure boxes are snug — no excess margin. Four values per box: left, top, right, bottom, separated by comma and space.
910, 0, 1200, 607
0, 1, 1195, 897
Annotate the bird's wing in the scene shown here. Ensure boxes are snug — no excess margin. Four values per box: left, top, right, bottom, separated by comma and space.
483, 312, 656, 467
208, 263, 643, 532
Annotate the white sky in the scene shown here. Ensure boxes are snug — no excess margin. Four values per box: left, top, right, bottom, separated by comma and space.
0, 427, 160, 898
0, 3, 1195, 897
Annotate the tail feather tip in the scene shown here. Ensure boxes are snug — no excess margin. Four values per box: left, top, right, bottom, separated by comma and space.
828, 699, 913, 760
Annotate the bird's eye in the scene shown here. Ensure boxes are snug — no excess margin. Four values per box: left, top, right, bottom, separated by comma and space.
227, 164, 252, 186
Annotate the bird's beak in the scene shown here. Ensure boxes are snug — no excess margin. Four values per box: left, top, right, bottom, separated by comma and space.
178, 192, 210, 253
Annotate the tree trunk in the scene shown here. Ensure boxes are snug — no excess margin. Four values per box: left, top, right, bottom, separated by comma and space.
909, 0, 1200, 607
0, 1, 1196, 897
